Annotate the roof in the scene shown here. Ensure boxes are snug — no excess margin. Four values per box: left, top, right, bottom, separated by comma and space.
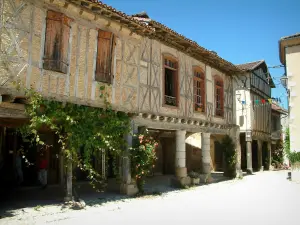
279, 33, 300, 64
236, 60, 275, 88
69, 0, 243, 75
236, 60, 264, 71
272, 103, 288, 115
281, 33, 300, 41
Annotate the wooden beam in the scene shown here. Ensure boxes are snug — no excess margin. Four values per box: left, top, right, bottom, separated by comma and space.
0, 102, 26, 119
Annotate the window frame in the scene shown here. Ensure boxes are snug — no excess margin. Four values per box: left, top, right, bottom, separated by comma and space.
43, 10, 72, 74
193, 66, 206, 113
95, 29, 116, 84
214, 75, 224, 117
162, 54, 179, 108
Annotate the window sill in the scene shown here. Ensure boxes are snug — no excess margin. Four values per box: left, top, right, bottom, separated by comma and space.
162, 103, 178, 109
94, 80, 112, 86
214, 115, 225, 119
194, 109, 206, 115
43, 67, 67, 75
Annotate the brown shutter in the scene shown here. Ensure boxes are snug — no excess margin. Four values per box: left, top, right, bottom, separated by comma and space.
95, 30, 115, 83
60, 16, 72, 73
43, 10, 71, 74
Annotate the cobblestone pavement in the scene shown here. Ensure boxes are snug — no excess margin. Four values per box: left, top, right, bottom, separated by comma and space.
0, 171, 299, 225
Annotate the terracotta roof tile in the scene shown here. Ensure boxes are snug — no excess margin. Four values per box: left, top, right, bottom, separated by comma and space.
76, 0, 243, 74
272, 103, 288, 114
236, 60, 264, 71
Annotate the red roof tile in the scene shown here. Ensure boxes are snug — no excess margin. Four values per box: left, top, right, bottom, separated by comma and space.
236, 60, 264, 71
75, 1, 243, 74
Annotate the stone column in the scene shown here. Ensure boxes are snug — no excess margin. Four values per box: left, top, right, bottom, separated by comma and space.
201, 133, 211, 174
246, 141, 253, 174
257, 140, 263, 171
267, 142, 272, 170
120, 121, 138, 196
64, 157, 73, 202
229, 126, 242, 177
175, 130, 187, 177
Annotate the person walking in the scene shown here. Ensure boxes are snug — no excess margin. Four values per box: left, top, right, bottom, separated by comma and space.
38, 151, 48, 189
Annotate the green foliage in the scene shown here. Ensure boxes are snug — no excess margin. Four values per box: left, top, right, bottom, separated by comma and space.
272, 139, 284, 168
188, 171, 200, 179
18, 86, 131, 190
131, 129, 158, 193
284, 128, 300, 167
221, 135, 236, 178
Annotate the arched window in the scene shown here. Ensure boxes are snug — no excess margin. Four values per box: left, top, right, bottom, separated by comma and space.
215, 76, 224, 117
163, 55, 178, 107
193, 67, 205, 112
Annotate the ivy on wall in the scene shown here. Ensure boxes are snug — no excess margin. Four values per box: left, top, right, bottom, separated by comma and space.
284, 128, 300, 168
16, 84, 158, 194
18, 86, 130, 190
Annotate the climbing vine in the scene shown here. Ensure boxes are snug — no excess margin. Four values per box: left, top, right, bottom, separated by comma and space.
18, 86, 131, 190
131, 129, 158, 193
284, 128, 300, 168
221, 135, 236, 178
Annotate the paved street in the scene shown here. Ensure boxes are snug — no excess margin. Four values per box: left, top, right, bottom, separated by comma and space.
1, 171, 299, 225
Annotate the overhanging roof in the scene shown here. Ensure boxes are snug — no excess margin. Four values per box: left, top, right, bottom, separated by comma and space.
236, 60, 275, 88
69, 1, 244, 75
279, 33, 300, 64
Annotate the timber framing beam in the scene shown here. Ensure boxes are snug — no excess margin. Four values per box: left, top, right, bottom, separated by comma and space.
133, 113, 236, 134
0, 102, 27, 119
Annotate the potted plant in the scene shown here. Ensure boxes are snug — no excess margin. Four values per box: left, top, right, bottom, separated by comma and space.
188, 171, 200, 185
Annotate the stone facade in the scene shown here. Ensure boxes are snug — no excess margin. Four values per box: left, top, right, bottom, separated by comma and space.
0, 0, 243, 195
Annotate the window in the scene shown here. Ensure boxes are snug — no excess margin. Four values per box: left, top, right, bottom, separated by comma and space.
163, 56, 178, 106
272, 115, 279, 131
215, 76, 224, 117
193, 67, 205, 112
95, 30, 115, 84
43, 11, 72, 74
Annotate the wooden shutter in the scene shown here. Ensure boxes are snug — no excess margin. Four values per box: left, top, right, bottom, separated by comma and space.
43, 10, 71, 74
95, 30, 115, 83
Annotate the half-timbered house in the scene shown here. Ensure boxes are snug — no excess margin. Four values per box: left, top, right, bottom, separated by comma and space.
0, 0, 244, 197
235, 60, 275, 173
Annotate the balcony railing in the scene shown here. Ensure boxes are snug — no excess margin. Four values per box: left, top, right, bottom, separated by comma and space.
164, 95, 177, 106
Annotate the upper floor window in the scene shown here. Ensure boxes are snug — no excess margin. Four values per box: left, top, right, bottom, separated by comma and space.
95, 30, 115, 84
163, 56, 178, 106
193, 67, 205, 112
215, 76, 224, 117
43, 11, 72, 74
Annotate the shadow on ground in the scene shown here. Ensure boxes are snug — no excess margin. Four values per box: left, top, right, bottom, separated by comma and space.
0, 172, 245, 218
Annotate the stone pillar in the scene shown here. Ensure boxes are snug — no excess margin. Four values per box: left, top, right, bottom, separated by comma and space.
175, 130, 187, 177
201, 133, 211, 174
229, 126, 242, 177
246, 141, 253, 174
170, 130, 190, 187
257, 140, 263, 171
120, 121, 138, 196
64, 157, 73, 202
267, 142, 272, 170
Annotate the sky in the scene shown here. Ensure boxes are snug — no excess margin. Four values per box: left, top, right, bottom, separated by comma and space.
105, 0, 300, 109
